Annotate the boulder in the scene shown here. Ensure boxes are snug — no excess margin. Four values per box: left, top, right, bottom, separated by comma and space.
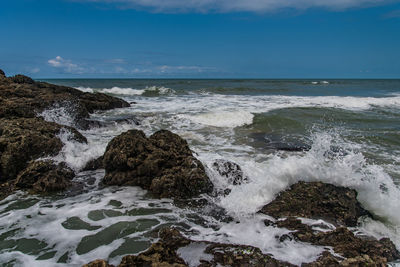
103, 129, 213, 198
259, 181, 370, 226
212, 159, 248, 185
0, 117, 86, 182
267, 217, 400, 266
0, 69, 5, 77
15, 160, 75, 193
82, 156, 104, 171
0, 72, 130, 126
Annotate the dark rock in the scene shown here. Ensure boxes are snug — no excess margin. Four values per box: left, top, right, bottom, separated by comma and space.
259, 181, 371, 226
114, 228, 294, 267
212, 159, 248, 185
0, 73, 130, 123
82, 156, 104, 171
103, 129, 213, 198
82, 259, 114, 267
0, 69, 5, 77
15, 160, 75, 193
0, 117, 86, 182
10, 74, 35, 84
269, 218, 400, 266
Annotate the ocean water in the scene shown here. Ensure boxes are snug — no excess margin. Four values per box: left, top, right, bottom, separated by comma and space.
1, 79, 400, 266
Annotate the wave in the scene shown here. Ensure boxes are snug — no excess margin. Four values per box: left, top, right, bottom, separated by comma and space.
75, 86, 175, 96
311, 81, 330, 85
181, 110, 254, 128
75, 86, 94, 93
213, 130, 400, 227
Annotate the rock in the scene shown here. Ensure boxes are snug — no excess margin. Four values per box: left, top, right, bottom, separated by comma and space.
15, 160, 75, 193
102, 228, 294, 267
259, 181, 370, 226
82, 259, 114, 267
82, 156, 104, 171
0, 69, 5, 77
10, 74, 34, 84
103, 129, 213, 198
0, 72, 130, 124
268, 218, 400, 266
0, 117, 86, 182
212, 159, 248, 185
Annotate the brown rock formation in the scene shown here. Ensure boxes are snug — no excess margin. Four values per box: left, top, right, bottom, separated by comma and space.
259, 181, 370, 226
103, 129, 213, 198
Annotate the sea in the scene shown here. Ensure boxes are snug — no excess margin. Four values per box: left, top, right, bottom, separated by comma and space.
0, 79, 400, 266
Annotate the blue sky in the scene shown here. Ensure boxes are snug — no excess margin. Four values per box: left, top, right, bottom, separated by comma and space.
1, 0, 400, 78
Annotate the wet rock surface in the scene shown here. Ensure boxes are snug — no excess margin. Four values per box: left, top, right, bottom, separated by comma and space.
212, 159, 248, 185
0, 71, 129, 125
0, 71, 129, 198
82, 156, 104, 171
103, 129, 214, 198
259, 181, 371, 227
266, 217, 400, 266
15, 160, 75, 193
0, 117, 86, 183
84, 228, 294, 267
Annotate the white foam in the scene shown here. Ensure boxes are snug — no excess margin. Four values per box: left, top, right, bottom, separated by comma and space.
191, 215, 326, 265
216, 130, 400, 228
177, 242, 213, 267
38, 103, 77, 127
99, 87, 145, 96
143, 85, 175, 95
48, 129, 106, 171
75, 86, 94, 93
181, 110, 254, 128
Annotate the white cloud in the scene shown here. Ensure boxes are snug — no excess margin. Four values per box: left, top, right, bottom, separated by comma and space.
80, 0, 396, 12
48, 56, 84, 73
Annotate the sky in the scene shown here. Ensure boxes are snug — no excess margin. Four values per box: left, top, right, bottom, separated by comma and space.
0, 0, 400, 78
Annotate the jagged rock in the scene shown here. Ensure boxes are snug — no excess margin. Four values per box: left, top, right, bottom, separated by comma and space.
259, 181, 370, 226
10, 74, 34, 84
82, 259, 114, 267
15, 160, 75, 193
0, 117, 86, 182
112, 228, 294, 267
82, 156, 104, 171
0, 69, 5, 77
212, 159, 248, 185
0, 72, 130, 124
267, 217, 400, 266
103, 129, 213, 198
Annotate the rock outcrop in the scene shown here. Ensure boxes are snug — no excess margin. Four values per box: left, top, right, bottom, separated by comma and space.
266, 217, 400, 266
82, 156, 104, 171
102, 129, 213, 198
0, 70, 129, 198
0, 117, 86, 182
259, 181, 370, 226
84, 228, 294, 267
15, 160, 75, 193
0, 71, 130, 126
212, 159, 248, 185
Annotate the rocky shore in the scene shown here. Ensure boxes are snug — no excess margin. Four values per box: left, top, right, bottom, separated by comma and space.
0, 70, 129, 198
0, 70, 399, 266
